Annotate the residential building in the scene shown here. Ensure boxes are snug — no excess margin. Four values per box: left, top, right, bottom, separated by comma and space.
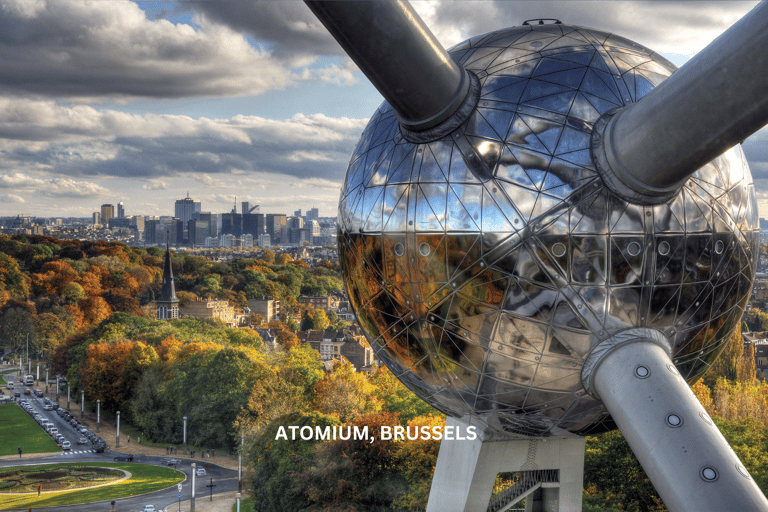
248, 297, 280, 323
180, 298, 236, 326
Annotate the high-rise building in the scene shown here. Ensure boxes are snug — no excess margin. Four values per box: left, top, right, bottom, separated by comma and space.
242, 202, 259, 214
266, 214, 287, 244
309, 207, 319, 221
196, 212, 219, 239
221, 212, 242, 237
92, 212, 100, 225
242, 213, 264, 238
100, 204, 114, 225
174, 194, 201, 231
117, 202, 125, 219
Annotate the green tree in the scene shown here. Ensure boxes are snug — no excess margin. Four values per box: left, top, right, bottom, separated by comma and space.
248, 412, 341, 512
177, 348, 271, 450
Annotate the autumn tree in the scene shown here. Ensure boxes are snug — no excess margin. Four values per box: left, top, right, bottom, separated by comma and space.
312, 360, 382, 421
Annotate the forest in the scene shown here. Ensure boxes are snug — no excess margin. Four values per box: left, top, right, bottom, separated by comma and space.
1, 234, 768, 511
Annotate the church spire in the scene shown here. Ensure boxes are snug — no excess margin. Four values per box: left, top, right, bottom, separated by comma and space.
157, 239, 179, 320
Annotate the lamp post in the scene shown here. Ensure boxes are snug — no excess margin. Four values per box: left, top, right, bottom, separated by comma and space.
36, 363, 39, 382
183, 416, 187, 454
116, 411, 120, 448
238, 430, 243, 493
44, 368, 48, 394
55, 376, 59, 404
191, 463, 196, 512
80, 390, 84, 419
67, 385, 70, 411
236, 492, 241, 512
96, 399, 100, 433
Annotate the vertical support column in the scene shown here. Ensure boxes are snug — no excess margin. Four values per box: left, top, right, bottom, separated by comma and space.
426, 417, 585, 512
81, 390, 84, 419
183, 416, 188, 454
116, 411, 120, 448
588, 337, 768, 512
96, 399, 100, 433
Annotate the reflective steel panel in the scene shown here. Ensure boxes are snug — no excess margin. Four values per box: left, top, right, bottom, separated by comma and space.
338, 24, 758, 437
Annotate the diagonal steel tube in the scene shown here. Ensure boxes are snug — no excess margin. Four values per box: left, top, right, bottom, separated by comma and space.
595, 0, 768, 203
304, 0, 471, 132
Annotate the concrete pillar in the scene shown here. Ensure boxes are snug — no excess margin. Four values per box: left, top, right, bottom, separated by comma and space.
426, 417, 585, 512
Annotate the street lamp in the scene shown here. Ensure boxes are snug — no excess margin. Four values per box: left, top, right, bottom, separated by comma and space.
80, 390, 84, 419
236, 492, 241, 512
67, 384, 70, 410
96, 399, 100, 433
183, 416, 187, 454
116, 411, 120, 448
44, 368, 48, 394
191, 463, 196, 512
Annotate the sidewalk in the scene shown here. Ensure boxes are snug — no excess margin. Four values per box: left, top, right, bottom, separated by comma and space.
164, 491, 241, 512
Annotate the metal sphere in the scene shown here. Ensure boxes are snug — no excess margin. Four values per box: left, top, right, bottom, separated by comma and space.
338, 24, 758, 437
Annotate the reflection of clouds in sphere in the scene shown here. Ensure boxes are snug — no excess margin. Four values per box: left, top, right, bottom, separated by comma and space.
338, 24, 758, 437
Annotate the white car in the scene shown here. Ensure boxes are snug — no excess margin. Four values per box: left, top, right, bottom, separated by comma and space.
196, 467, 206, 476
142, 505, 155, 512
61, 440, 71, 450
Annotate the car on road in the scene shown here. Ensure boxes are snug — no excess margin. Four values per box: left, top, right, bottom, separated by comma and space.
114, 455, 134, 462
77, 436, 88, 445
34, 389, 43, 397
61, 440, 71, 450
142, 506, 155, 512
23, 389, 30, 395
94, 443, 106, 453
166, 458, 181, 466
196, 467, 206, 476
14, 391, 20, 397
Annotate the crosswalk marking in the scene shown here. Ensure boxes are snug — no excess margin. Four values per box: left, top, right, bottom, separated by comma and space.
62, 450, 96, 455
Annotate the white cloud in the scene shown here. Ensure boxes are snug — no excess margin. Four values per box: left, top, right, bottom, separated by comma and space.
0, 194, 25, 203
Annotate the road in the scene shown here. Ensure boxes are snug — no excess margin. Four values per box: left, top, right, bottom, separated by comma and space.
0, 380, 240, 512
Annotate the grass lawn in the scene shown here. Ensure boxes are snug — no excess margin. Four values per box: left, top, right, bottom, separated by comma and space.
0, 403, 59, 456
0, 462, 184, 509
233, 497, 256, 512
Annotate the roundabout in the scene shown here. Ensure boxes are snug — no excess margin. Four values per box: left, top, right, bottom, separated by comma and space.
0, 462, 183, 510
0, 466, 131, 494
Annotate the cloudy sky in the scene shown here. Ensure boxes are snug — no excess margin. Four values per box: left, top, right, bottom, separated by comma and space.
0, 0, 766, 220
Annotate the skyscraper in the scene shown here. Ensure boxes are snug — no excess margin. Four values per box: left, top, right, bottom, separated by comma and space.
117, 202, 125, 219
100, 204, 114, 225
174, 194, 201, 230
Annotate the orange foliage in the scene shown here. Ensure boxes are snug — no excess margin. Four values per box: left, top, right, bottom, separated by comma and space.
79, 296, 112, 327
31, 260, 77, 295
175, 341, 223, 364
81, 340, 134, 409
157, 335, 183, 364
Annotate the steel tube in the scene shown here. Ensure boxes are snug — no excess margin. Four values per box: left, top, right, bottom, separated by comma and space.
601, 0, 768, 199
592, 341, 768, 512
304, 0, 469, 131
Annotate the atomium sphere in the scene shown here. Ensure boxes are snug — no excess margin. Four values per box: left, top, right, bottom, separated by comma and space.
338, 23, 758, 437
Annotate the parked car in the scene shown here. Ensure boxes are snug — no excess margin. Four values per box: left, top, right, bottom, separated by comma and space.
61, 440, 71, 450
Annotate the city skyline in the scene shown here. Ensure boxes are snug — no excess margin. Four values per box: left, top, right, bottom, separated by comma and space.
0, 1, 766, 218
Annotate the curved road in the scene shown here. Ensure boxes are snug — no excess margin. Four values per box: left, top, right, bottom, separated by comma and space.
0, 452, 240, 512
